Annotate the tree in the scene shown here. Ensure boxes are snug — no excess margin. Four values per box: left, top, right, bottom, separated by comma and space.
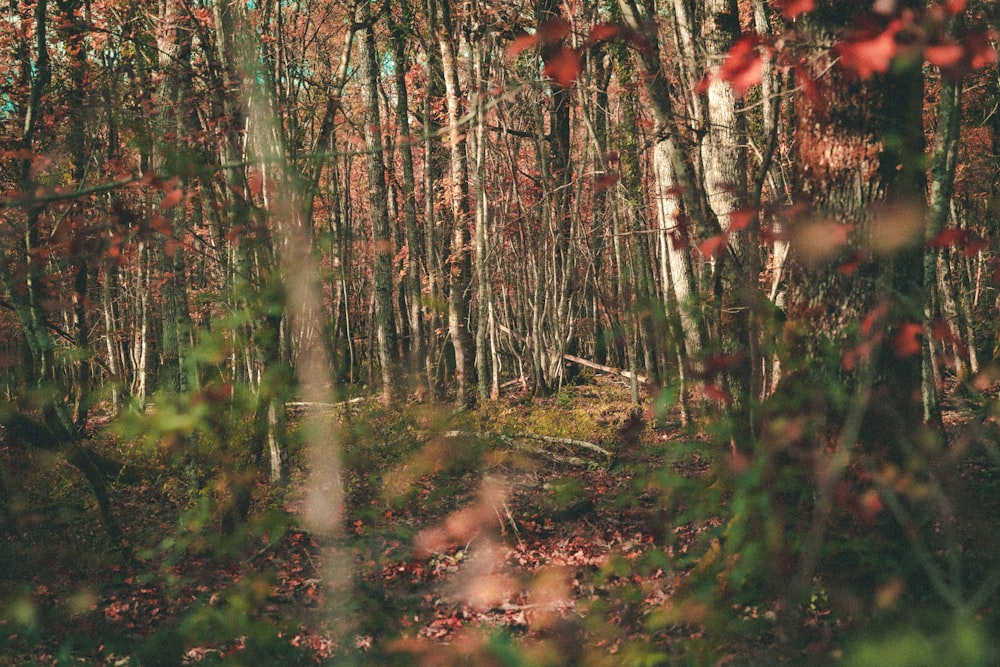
358, 1, 399, 402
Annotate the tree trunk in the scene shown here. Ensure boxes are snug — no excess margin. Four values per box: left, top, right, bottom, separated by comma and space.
389, 2, 428, 394
435, 0, 474, 406
359, 3, 398, 402
155, 0, 195, 394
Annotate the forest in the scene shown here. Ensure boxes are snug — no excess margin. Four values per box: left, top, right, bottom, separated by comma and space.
1, 0, 999, 663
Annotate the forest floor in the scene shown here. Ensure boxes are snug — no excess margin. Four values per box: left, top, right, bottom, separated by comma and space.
3, 375, 995, 665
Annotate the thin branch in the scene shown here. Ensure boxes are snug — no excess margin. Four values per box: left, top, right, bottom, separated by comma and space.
0, 175, 141, 209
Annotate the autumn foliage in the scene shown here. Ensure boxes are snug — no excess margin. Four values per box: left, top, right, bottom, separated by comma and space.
1, 0, 1000, 664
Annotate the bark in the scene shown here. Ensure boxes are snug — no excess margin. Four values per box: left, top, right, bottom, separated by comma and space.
869, 32, 928, 458
359, 2, 398, 401
617, 0, 710, 366
925, 37, 963, 422
155, 0, 195, 394
435, 0, 475, 406
699, 0, 746, 236
612, 50, 643, 406
388, 2, 428, 392
470, 16, 494, 403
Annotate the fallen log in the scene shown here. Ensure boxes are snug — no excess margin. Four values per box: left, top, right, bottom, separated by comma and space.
496, 324, 645, 385
441, 430, 612, 468
285, 397, 367, 410
507, 432, 613, 459
562, 354, 649, 385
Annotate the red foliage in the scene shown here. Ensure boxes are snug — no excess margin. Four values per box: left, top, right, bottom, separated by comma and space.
773, 0, 815, 21
508, 33, 538, 58
944, 0, 967, 16
697, 232, 729, 260
930, 320, 967, 357
836, 18, 904, 79
926, 227, 967, 249
593, 172, 619, 192
702, 383, 733, 404
936, 28, 998, 80
861, 302, 892, 337
587, 23, 621, 45
159, 187, 184, 210
542, 46, 582, 88
696, 35, 770, 98
924, 41, 964, 68
729, 209, 755, 232
892, 322, 923, 358
833, 5, 997, 81
702, 353, 743, 374
536, 17, 571, 43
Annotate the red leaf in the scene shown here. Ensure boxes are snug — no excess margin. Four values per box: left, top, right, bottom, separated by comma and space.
593, 171, 619, 192
543, 46, 582, 88
892, 322, 923, 358
537, 17, 571, 45
926, 228, 967, 248
703, 353, 742, 374
508, 34, 538, 57
775, 0, 815, 20
759, 225, 784, 245
844, 336, 882, 370
698, 232, 729, 259
694, 74, 712, 95
944, 0, 967, 15
859, 488, 884, 522
836, 19, 903, 79
838, 254, 863, 276
729, 209, 755, 232
160, 188, 183, 210
861, 302, 891, 337
794, 65, 823, 110
587, 23, 621, 45
930, 320, 957, 346
925, 42, 964, 68
707, 35, 767, 98
703, 383, 732, 404
961, 237, 989, 257
930, 319, 969, 358
961, 29, 998, 72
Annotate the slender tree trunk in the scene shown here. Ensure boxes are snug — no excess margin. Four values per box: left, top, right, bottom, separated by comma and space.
359, 3, 398, 401
435, 0, 474, 405
924, 54, 962, 422
470, 18, 493, 404
389, 2, 427, 394
155, 0, 194, 394
618, 0, 709, 366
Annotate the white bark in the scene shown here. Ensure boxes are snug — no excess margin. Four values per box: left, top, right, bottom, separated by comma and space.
653, 141, 701, 357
